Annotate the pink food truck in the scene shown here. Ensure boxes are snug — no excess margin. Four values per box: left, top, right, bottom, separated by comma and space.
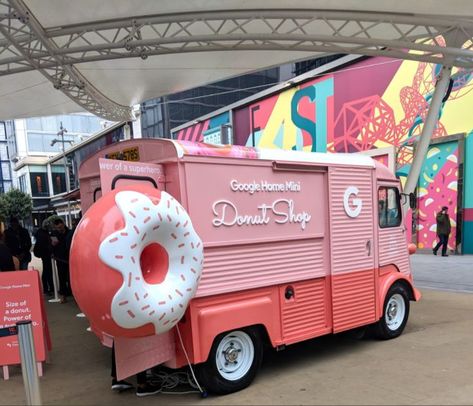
70, 139, 420, 395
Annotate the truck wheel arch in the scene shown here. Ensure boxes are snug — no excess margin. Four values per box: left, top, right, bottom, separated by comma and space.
189, 291, 280, 365
377, 265, 419, 321
195, 323, 273, 366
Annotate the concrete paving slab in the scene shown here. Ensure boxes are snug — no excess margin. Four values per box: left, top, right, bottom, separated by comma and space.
1, 287, 472, 405
1, 255, 472, 405
410, 254, 473, 293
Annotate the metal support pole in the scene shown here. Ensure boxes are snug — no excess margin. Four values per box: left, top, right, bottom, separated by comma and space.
402, 64, 452, 212
48, 259, 60, 303
56, 122, 70, 194
17, 321, 42, 406
67, 200, 72, 228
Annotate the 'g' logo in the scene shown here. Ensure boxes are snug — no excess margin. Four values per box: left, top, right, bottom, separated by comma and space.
343, 186, 362, 218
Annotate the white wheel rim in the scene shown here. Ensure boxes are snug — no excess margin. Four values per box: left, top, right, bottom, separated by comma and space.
215, 331, 254, 381
385, 293, 406, 331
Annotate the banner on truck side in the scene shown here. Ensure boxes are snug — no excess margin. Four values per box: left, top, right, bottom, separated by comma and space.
99, 158, 165, 195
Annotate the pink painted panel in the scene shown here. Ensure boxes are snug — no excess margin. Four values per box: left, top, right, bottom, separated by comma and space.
328, 167, 376, 332
188, 287, 281, 364
378, 227, 410, 275
372, 153, 389, 168
279, 278, 329, 344
332, 269, 376, 333
115, 332, 175, 380
328, 167, 375, 275
196, 238, 326, 297
465, 208, 473, 221
183, 161, 325, 246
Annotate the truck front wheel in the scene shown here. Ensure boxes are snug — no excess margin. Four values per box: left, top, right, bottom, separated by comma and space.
196, 328, 263, 395
375, 283, 410, 339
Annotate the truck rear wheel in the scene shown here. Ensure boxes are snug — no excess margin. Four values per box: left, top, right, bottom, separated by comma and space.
196, 328, 263, 395
375, 283, 410, 339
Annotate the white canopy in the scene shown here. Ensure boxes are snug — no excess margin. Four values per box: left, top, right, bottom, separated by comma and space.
1, 0, 472, 121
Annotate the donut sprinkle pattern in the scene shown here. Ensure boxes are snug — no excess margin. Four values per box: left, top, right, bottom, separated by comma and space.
98, 190, 204, 335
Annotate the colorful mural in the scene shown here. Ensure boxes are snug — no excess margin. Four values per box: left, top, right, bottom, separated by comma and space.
417, 142, 458, 250
241, 76, 334, 152
175, 112, 230, 143
463, 131, 473, 253
172, 54, 473, 253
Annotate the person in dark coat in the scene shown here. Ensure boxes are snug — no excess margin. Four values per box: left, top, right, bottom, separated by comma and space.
51, 218, 73, 303
4, 217, 32, 270
0, 230, 16, 271
433, 206, 451, 257
34, 220, 54, 295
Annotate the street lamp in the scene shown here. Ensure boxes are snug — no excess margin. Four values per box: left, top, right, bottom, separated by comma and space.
50, 122, 72, 194
50, 122, 76, 227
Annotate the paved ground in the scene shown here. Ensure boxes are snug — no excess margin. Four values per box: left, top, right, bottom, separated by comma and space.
411, 253, 473, 293
1, 254, 472, 405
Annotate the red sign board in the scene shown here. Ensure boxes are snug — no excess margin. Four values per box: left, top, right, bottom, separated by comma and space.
0, 271, 48, 366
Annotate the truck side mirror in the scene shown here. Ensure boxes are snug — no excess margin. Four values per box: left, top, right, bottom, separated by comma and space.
409, 193, 416, 209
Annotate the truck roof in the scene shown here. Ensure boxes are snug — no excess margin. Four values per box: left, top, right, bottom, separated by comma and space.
79, 138, 380, 179
173, 140, 375, 168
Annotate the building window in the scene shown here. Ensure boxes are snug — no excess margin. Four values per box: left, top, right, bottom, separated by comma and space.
4, 121, 17, 159
378, 187, 401, 228
0, 181, 11, 194
0, 122, 5, 140
0, 144, 8, 160
30, 172, 49, 197
51, 165, 66, 195
27, 132, 76, 153
1, 162, 11, 180
26, 115, 102, 134
19, 174, 27, 193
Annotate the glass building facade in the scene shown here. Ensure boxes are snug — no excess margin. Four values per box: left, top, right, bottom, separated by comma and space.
25, 114, 103, 155
141, 68, 281, 138
0, 121, 14, 194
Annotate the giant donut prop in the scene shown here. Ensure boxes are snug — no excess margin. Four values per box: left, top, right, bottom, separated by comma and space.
70, 184, 204, 338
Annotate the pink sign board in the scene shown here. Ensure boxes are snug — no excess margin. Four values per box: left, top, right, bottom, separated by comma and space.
99, 158, 165, 195
0, 271, 48, 365
184, 161, 326, 246
115, 331, 175, 380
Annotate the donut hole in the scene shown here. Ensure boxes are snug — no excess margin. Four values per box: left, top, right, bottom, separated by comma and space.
140, 243, 169, 284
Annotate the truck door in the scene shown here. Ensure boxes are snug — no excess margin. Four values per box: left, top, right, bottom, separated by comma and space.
329, 167, 376, 333
377, 183, 410, 274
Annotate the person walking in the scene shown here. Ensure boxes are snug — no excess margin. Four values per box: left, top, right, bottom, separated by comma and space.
433, 206, 451, 257
51, 218, 73, 303
4, 217, 32, 270
34, 220, 54, 295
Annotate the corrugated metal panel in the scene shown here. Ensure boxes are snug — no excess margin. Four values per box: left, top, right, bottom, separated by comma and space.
329, 168, 376, 332
329, 168, 374, 275
378, 228, 410, 275
196, 238, 325, 297
280, 278, 328, 342
332, 270, 376, 332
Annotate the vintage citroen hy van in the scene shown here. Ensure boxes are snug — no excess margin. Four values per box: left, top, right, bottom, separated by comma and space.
70, 139, 420, 395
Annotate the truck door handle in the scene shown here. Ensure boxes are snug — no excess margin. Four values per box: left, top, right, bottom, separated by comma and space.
285, 286, 295, 300
366, 239, 371, 256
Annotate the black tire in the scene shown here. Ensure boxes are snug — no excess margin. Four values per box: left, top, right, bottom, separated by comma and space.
343, 325, 368, 340
374, 283, 410, 340
195, 327, 263, 395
